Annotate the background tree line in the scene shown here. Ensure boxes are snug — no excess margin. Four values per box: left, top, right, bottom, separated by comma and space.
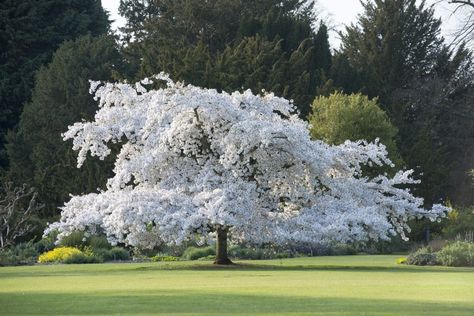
0, 0, 473, 245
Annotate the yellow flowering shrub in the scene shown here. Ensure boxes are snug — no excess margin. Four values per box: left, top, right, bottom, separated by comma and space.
396, 257, 407, 264
38, 247, 83, 263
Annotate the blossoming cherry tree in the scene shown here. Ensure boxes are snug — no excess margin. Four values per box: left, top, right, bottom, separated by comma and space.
48, 74, 446, 264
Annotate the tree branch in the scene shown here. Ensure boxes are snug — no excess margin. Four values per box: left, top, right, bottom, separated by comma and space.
450, 0, 474, 8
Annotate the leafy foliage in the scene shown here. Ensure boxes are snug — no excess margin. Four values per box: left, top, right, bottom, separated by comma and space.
152, 255, 180, 262
46, 75, 446, 252
437, 241, 474, 267
63, 252, 103, 264
309, 92, 401, 166
442, 206, 474, 238
182, 246, 216, 261
336, 0, 443, 102
228, 245, 292, 260
0, 242, 39, 266
104, 247, 130, 261
38, 246, 83, 263
406, 247, 439, 266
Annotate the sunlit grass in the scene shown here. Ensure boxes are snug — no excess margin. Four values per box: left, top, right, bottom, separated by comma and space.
1, 255, 473, 315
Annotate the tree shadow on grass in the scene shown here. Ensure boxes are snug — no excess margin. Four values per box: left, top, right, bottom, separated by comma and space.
1, 263, 472, 281
134, 262, 474, 274
0, 290, 473, 315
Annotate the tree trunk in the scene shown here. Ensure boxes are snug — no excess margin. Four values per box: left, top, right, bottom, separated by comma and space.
214, 226, 233, 265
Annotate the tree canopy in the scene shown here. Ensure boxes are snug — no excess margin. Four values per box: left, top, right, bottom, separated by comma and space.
309, 92, 401, 167
47, 75, 446, 263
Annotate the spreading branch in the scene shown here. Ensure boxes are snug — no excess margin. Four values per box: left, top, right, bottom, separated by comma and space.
436, 0, 474, 46
0, 183, 43, 249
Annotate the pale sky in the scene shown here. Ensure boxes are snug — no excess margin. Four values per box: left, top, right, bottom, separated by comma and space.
102, 0, 463, 48
318, 0, 461, 48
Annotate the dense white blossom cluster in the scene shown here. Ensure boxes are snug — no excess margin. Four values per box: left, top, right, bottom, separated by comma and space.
47, 73, 447, 248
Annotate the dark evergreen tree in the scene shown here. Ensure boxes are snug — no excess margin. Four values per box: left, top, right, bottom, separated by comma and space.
391, 45, 474, 205
118, 0, 331, 117
314, 23, 332, 75
0, 0, 109, 170
337, 0, 443, 103
6, 35, 121, 221
334, 0, 474, 206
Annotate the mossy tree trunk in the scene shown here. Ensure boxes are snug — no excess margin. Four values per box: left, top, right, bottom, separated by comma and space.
214, 226, 232, 265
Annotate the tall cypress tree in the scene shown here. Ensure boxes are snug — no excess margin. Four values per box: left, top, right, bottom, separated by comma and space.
0, 0, 109, 170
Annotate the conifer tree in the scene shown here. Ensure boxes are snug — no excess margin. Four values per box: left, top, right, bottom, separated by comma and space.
6, 35, 121, 220
0, 0, 109, 169
118, 0, 330, 117
336, 0, 442, 105
334, 0, 474, 205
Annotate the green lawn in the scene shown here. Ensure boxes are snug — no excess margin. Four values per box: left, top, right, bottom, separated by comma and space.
0, 255, 473, 315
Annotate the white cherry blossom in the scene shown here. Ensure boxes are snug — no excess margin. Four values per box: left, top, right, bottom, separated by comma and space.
47, 73, 447, 255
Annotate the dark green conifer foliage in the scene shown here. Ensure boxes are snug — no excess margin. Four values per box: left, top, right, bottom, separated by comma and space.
0, 0, 109, 170
314, 23, 332, 75
335, 0, 474, 205
118, 0, 331, 117
336, 0, 443, 105
6, 35, 121, 220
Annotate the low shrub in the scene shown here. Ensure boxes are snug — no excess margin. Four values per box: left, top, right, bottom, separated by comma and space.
64, 252, 103, 264
228, 246, 262, 260
228, 246, 293, 260
38, 246, 83, 263
58, 231, 112, 250
363, 236, 414, 254
437, 241, 474, 267
396, 257, 407, 264
92, 247, 130, 261
35, 236, 56, 254
88, 236, 111, 250
197, 255, 215, 261
0, 242, 39, 266
330, 243, 359, 256
455, 231, 474, 243
105, 247, 130, 261
182, 246, 215, 260
156, 243, 190, 257
59, 231, 86, 248
152, 255, 180, 262
425, 239, 449, 252
91, 248, 108, 259
406, 247, 439, 266
442, 206, 474, 238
